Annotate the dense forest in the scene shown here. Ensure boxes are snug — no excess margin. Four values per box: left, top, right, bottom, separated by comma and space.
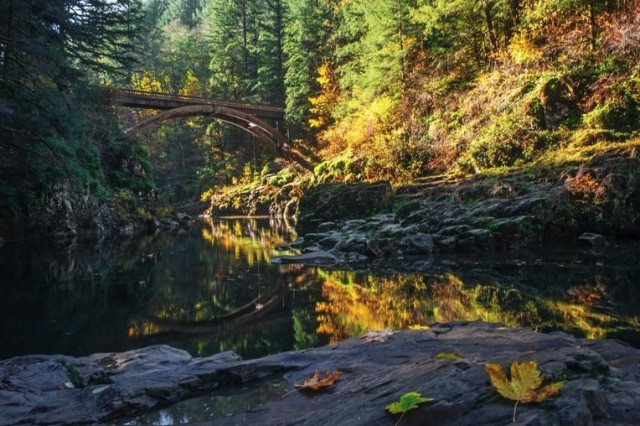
1, 0, 639, 237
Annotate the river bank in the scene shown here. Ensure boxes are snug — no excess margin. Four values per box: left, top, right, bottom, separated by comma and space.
1, 322, 639, 425
273, 146, 640, 268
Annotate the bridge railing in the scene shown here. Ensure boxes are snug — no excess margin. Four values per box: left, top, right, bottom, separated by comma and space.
100, 87, 284, 113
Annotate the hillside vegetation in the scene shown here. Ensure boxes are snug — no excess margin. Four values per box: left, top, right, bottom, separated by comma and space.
2, 0, 640, 236
177, 0, 640, 213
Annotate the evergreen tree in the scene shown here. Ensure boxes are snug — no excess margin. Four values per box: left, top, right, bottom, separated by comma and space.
203, 0, 260, 101
0, 0, 143, 230
283, 0, 334, 129
257, 0, 288, 106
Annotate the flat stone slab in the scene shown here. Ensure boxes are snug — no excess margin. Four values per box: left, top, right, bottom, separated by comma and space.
271, 250, 337, 265
2, 322, 640, 425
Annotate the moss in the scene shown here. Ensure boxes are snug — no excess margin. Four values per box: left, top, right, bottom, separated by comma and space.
59, 359, 84, 388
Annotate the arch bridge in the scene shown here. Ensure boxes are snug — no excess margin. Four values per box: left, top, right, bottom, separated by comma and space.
101, 88, 312, 169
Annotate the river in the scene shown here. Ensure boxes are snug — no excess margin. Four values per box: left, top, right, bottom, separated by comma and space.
1, 217, 640, 362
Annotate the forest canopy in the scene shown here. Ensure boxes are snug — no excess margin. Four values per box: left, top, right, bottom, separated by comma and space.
125, 0, 640, 186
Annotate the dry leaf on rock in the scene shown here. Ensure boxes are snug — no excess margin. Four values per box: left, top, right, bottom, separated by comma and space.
295, 370, 342, 392
360, 328, 395, 343
485, 360, 563, 422
408, 325, 430, 330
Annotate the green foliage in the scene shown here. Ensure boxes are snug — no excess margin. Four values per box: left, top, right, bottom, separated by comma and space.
59, 359, 84, 388
582, 84, 640, 133
436, 352, 461, 360
0, 0, 153, 236
268, 169, 294, 187
386, 391, 433, 425
284, 0, 333, 130
292, 308, 319, 350
313, 157, 358, 182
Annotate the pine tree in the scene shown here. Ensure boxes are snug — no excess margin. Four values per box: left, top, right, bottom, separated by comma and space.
283, 0, 334, 130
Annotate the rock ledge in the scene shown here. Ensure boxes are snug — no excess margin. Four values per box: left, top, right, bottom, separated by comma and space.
2, 322, 640, 425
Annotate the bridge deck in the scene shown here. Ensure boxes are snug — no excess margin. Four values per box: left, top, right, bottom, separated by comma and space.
101, 88, 284, 119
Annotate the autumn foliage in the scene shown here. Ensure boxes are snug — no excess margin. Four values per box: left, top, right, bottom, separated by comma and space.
295, 370, 342, 392
486, 360, 564, 422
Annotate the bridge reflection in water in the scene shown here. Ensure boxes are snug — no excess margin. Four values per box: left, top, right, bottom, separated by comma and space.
127, 219, 640, 357
1, 218, 640, 361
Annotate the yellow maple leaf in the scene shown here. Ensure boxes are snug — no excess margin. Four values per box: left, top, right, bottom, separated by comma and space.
294, 370, 342, 392
485, 360, 563, 422
408, 324, 430, 330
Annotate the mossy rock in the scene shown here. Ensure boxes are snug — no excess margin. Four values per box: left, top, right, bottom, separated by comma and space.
297, 181, 393, 233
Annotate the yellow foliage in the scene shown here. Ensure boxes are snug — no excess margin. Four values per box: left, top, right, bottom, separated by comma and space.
131, 71, 163, 92
309, 61, 340, 129
200, 188, 215, 203
508, 33, 543, 66
317, 94, 403, 179
179, 70, 203, 97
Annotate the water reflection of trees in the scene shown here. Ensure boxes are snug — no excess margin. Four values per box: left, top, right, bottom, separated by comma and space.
314, 270, 640, 344
125, 218, 312, 358
201, 217, 296, 266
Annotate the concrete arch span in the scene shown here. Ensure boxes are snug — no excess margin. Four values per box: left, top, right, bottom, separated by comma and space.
125, 105, 312, 170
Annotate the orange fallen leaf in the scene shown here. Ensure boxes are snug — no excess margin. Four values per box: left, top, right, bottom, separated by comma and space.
295, 370, 342, 391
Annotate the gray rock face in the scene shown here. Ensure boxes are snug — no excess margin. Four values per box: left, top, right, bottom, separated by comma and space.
297, 182, 393, 232
2, 322, 640, 426
290, 152, 640, 266
578, 232, 610, 250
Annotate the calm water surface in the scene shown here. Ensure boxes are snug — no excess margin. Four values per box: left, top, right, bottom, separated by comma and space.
1, 217, 640, 362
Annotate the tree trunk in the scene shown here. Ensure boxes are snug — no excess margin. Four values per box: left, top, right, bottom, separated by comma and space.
484, 1, 498, 53
588, 0, 597, 51
506, 0, 521, 40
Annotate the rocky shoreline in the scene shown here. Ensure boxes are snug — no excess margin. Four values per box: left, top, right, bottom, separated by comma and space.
2, 322, 640, 425
274, 149, 640, 268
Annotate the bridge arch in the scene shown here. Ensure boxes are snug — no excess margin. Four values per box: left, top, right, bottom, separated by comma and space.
125, 104, 312, 170
101, 88, 314, 170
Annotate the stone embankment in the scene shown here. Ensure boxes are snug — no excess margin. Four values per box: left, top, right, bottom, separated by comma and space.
2, 322, 640, 425
275, 149, 640, 267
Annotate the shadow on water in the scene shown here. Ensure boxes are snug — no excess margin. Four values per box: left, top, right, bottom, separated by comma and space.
1, 217, 640, 363
0, 217, 323, 360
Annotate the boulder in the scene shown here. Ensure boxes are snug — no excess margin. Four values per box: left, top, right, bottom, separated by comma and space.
316, 222, 337, 233
399, 233, 434, 255
334, 235, 368, 254
271, 250, 337, 265
577, 232, 609, 251
318, 235, 342, 250
297, 182, 393, 233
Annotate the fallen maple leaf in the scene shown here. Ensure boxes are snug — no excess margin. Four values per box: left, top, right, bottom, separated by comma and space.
435, 352, 461, 360
485, 360, 564, 422
386, 392, 434, 426
408, 324, 430, 330
360, 328, 395, 343
294, 370, 342, 392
